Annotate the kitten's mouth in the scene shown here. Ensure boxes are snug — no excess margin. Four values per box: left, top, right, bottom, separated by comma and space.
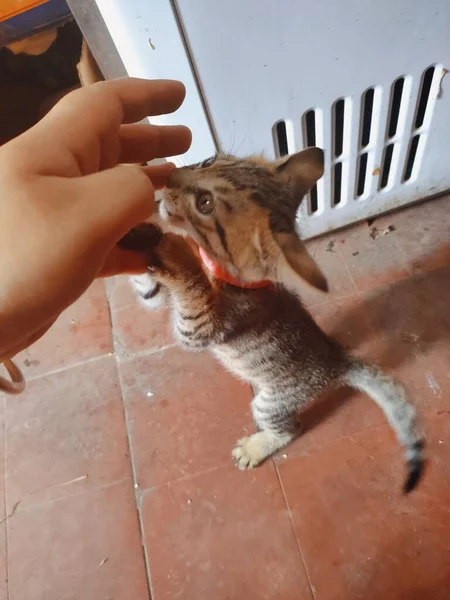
158, 200, 185, 227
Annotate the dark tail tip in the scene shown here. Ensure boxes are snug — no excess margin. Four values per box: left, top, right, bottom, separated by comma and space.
403, 440, 426, 494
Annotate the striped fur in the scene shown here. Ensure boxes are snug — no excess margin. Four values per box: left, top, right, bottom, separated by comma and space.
123, 150, 425, 493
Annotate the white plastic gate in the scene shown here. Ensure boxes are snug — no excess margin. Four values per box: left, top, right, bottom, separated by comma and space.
84, 0, 450, 238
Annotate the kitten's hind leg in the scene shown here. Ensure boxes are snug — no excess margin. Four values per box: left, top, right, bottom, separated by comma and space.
232, 393, 296, 470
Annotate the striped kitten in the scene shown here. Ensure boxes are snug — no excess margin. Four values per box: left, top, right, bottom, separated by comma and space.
121, 149, 424, 493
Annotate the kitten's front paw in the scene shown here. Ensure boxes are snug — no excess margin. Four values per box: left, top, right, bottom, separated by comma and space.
232, 433, 271, 470
131, 273, 168, 308
119, 223, 163, 253
232, 430, 293, 470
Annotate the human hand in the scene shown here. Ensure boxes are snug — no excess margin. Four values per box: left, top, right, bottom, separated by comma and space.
0, 78, 191, 359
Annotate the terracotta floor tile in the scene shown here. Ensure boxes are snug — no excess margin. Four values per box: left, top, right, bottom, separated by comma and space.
108, 276, 174, 356
106, 275, 137, 312
418, 351, 450, 414
0, 525, 6, 600
363, 267, 450, 380
422, 399, 450, 487
368, 195, 450, 275
141, 462, 312, 600
335, 221, 411, 292
0, 398, 5, 520
277, 387, 386, 462
16, 280, 112, 378
6, 357, 132, 511
310, 294, 374, 350
394, 224, 449, 276
390, 194, 450, 234
301, 233, 357, 308
8, 480, 149, 600
365, 195, 449, 237
278, 427, 450, 600
119, 347, 253, 489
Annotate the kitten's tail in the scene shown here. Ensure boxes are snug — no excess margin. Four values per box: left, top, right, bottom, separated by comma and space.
343, 360, 425, 494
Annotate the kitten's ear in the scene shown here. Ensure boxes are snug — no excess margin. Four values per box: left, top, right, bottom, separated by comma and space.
274, 231, 328, 292
275, 147, 324, 194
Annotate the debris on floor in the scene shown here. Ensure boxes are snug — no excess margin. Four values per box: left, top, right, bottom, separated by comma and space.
426, 372, 442, 396
0, 500, 20, 524
326, 240, 335, 252
402, 332, 419, 344
370, 224, 396, 240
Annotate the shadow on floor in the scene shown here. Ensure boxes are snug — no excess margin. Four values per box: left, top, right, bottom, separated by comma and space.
300, 245, 450, 436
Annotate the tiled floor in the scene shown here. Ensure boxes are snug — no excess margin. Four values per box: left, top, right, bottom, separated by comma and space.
1, 195, 449, 600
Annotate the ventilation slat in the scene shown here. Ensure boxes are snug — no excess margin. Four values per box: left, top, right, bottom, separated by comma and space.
403, 134, 421, 181
387, 77, 405, 138
333, 162, 343, 205
360, 88, 375, 148
356, 153, 368, 197
332, 98, 347, 206
309, 185, 318, 213
274, 120, 289, 157
302, 109, 319, 213
303, 109, 316, 147
333, 99, 345, 157
380, 143, 394, 189
415, 66, 435, 129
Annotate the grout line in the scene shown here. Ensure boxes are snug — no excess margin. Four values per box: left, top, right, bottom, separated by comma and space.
305, 289, 356, 312
117, 343, 177, 363
334, 238, 359, 296
273, 461, 316, 600
136, 462, 226, 497
391, 232, 418, 278
273, 423, 386, 466
113, 303, 142, 314
23, 352, 115, 383
3, 394, 10, 600
3, 477, 131, 517
116, 357, 154, 600
104, 280, 116, 354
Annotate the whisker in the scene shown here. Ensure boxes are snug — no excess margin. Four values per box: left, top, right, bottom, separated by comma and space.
234, 114, 253, 157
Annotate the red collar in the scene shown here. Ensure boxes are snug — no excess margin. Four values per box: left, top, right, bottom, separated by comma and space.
199, 247, 272, 289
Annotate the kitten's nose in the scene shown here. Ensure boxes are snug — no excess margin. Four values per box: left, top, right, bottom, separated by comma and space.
166, 166, 191, 188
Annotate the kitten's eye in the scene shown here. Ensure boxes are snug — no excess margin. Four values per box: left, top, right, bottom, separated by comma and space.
201, 156, 216, 168
195, 191, 215, 215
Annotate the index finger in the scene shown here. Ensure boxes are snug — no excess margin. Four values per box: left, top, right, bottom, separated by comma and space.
51, 78, 187, 127
25, 79, 187, 177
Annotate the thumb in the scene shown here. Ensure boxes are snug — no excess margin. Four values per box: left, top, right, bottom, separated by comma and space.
71, 164, 156, 243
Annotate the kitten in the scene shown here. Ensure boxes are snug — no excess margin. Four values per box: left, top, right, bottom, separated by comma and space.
120, 149, 425, 493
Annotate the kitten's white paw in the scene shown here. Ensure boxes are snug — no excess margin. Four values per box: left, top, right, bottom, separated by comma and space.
232, 430, 294, 470
232, 433, 271, 470
130, 273, 167, 309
